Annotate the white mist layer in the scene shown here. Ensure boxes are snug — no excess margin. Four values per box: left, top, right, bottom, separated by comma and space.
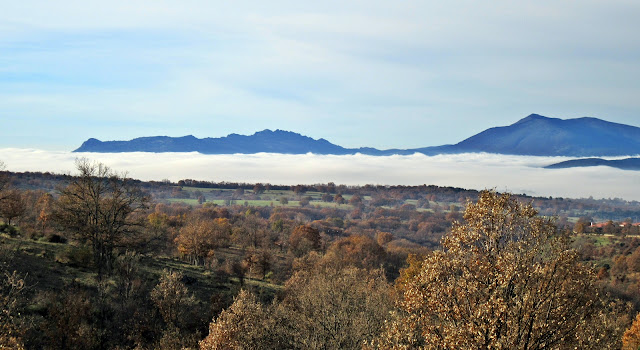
0, 148, 637, 201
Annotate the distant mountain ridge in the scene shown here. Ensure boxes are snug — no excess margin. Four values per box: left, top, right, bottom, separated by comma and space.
76, 130, 355, 155
74, 114, 640, 157
545, 158, 640, 170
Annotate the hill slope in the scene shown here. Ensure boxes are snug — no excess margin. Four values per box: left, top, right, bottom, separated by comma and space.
447, 114, 640, 156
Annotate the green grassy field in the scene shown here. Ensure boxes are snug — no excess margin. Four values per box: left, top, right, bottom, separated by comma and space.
590, 235, 613, 246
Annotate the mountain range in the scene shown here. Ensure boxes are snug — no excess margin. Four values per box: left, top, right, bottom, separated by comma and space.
75, 114, 640, 157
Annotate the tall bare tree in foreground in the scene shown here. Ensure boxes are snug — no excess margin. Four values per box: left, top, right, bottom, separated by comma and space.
54, 159, 149, 277
373, 191, 625, 349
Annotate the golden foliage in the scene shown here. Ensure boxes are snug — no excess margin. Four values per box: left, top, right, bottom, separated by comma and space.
623, 313, 640, 350
199, 289, 272, 350
394, 253, 426, 294
288, 225, 321, 257
279, 266, 394, 349
201, 266, 394, 350
323, 234, 386, 270
376, 231, 394, 247
0, 270, 26, 350
174, 218, 231, 265
151, 270, 196, 327
373, 191, 622, 349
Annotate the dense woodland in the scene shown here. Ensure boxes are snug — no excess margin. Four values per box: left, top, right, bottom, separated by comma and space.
2, 160, 640, 349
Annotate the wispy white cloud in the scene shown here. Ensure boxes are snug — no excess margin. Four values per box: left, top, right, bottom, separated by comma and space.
2, 1, 640, 150
1, 149, 638, 201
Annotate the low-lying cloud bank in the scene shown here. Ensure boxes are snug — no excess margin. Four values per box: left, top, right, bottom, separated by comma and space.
0, 148, 637, 201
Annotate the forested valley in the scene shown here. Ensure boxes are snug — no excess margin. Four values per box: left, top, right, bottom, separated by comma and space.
2, 160, 640, 349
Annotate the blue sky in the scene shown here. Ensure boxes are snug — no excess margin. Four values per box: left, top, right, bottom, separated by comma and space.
2, 0, 640, 150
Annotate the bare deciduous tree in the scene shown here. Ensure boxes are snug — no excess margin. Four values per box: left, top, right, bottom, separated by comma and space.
54, 159, 149, 277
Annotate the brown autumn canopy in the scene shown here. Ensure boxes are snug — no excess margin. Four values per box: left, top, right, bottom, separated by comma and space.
373, 190, 623, 349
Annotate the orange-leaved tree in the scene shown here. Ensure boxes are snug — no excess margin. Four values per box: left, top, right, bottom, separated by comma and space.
174, 218, 231, 265
288, 225, 321, 257
324, 234, 386, 270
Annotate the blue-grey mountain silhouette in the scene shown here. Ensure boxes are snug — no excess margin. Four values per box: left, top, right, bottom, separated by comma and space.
74, 114, 640, 157
545, 158, 640, 170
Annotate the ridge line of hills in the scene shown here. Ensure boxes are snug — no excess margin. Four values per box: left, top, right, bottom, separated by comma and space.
545, 157, 640, 170
74, 114, 640, 158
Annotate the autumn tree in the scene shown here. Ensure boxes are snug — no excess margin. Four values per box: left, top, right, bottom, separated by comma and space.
199, 290, 277, 349
36, 192, 54, 233
232, 211, 267, 249
174, 218, 231, 265
349, 194, 363, 206
292, 185, 306, 196
201, 266, 394, 350
623, 313, 640, 350
277, 265, 394, 349
324, 234, 386, 270
604, 220, 616, 234
376, 231, 394, 246
0, 162, 24, 227
54, 159, 149, 277
299, 196, 311, 207
145, 211, 172, 253
253, 183, 266, 195
150, 270, 200, 349
288, 225, 321, 257
374, 191, 621, 349
0, 270, 26, 349
0, 189, 26, 226
151, 270, 196, 328
574, 220, 587, 234
243, 248, 272, 279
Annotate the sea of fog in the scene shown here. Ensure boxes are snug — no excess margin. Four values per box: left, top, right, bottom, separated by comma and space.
0, 148, 638, 201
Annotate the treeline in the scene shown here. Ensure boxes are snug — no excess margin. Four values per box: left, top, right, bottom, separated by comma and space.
7, 169, 640, 222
